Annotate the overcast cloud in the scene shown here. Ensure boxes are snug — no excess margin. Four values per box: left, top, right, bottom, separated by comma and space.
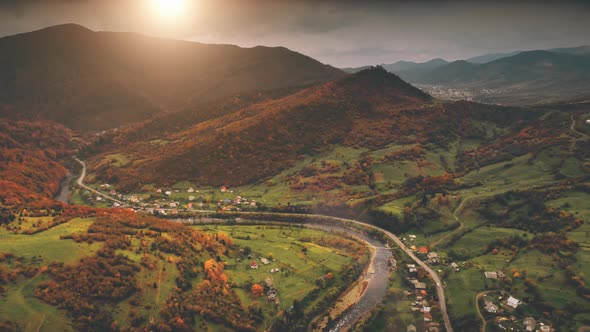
0, 0, 588, 67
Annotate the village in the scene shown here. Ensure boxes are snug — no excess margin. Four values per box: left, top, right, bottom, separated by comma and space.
81, 183, 559, 332
83, 184, 259, 215
399, 235, 556, 332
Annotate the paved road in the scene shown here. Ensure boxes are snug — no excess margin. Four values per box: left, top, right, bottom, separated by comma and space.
337, 217, 453, 332
73, 157, 125, 205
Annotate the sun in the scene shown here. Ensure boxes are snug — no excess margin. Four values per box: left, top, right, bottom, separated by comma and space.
150, 0, 187, 19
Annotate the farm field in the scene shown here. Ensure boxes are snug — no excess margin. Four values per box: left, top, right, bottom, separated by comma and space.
192, 224, 367, 312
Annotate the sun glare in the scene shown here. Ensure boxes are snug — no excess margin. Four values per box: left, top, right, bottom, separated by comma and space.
151, 0, 187, 19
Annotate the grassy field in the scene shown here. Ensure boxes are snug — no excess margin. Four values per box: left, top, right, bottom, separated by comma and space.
547, 189, 590, 283
449, 226, 530, 258
192, 224, 364, 322
0, 218, 101, 264
0, 218, 102, 332
0, 274, 75, 332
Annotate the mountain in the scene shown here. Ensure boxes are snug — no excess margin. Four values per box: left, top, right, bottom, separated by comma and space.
84, 67, 542, 190
466, 50, 523, 64
342, 58, 448, 74
466, 45, 590, 64
341, 65, 372, 74
548, 45, 590, 56
0, 119, 72, 208
89, 67, 433, 188
383, 58, 448, 73
405, 50, 590, 104
0, 24, 345, 131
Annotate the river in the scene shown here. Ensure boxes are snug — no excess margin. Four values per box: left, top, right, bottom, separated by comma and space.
54, 172, 73, 203
173, 217, 393, 332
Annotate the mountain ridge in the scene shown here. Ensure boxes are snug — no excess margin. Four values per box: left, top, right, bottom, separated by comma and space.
0, 24, 345, 131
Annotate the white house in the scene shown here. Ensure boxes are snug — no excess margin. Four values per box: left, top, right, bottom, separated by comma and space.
165, 191, 172, 196
187, 188, 195, 193
507, 296, 520, 308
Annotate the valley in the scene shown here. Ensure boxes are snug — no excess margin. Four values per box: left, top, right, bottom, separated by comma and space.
0, 14, 589, 332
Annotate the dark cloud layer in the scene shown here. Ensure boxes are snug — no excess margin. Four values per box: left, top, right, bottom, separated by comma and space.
0, 0, 588, 67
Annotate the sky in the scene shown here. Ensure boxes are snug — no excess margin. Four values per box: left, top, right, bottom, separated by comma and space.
0, 0, 588, 67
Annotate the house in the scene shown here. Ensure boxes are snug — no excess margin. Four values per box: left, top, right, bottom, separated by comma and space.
96, 196, 103, 201
407, 324, 417, 332
497, 271, 506, 279
250, 201, 257, 207
586, 119, 590, 125
109, 190, 117, 195
485, 301, 498, 313
188, 196, 195, 201
270, 268, 280, 273
424, 311, 433, 322
484, 271, 498, 279
539, 325, 551, 332
165, 191, 172, 196
408, 234, 417, 241
156, 188, 162, 193
423, 306, 431, 312
264, 277, 273, 287
221, 186, 228, 193
261, 258, 270, 265
415, 282, 427, 290
450, 262, 459, 271
267, 289, 278, 302
523, 317, 536, 331
418, 246, 429, 254
187, 188, 195, 193
407, 264, 417, 273
427, 252, 439, 263
250, 261, 259, 269
169, 202, 178, 208
506, 296, 520, 308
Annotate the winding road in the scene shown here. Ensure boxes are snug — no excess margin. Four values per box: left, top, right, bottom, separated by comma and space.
74, 157, 454, 332
73, 157, 125, 205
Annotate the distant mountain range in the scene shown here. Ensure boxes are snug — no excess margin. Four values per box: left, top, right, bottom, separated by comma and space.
466, 45, 590, 63
343, 45, 590, 105
342, 58, 448, 74
0, 24, 344, 131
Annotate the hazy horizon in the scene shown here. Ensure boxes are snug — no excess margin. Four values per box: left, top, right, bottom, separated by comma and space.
0, 0, 589, 67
